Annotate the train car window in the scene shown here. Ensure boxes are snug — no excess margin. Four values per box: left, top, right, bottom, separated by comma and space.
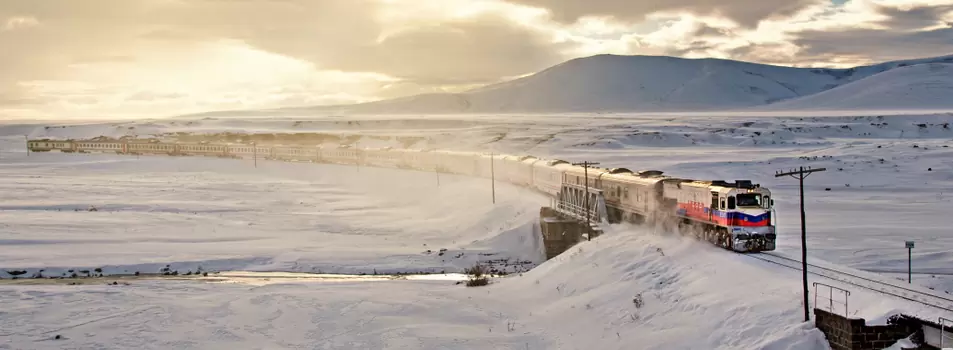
727, 196, 736, 209
624, 188, 629, 199
720, 199, 726, 210
763, 196, 771, 209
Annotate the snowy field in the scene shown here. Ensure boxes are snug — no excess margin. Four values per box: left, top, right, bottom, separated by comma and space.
4, 112, 951, 285
2, 112, 953, 349
4, 223, 951, 350
0, 152, 548, 277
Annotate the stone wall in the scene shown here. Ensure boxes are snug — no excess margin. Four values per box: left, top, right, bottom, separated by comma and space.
538, 207, 599, 259
814, 308, 925, 350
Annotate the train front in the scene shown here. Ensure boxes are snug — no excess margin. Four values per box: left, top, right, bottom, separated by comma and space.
726, 186, 776, 252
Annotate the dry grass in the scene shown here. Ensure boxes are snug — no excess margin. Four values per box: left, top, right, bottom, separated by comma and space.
464, 263, 490, 287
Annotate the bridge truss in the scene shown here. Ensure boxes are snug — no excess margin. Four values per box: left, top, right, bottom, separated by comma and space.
552, 182, 610, 232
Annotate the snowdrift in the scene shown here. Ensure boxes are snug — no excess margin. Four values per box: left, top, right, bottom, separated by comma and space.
484, 224, 833, 350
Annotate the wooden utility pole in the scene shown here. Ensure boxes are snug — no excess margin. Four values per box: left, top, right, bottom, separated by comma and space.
490, 153, 496, 204
775, 166, 826, 322
572, 161, 600, 241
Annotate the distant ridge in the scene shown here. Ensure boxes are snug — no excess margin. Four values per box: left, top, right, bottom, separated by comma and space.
185, 53, 953, 117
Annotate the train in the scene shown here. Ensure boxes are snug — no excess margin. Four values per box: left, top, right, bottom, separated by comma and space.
27, 138, 777, 252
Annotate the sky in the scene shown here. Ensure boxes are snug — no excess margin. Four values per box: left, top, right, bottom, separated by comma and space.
1, 0, 952, 120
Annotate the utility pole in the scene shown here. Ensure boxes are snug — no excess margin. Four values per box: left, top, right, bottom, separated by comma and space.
775, 166, 826, 322
490, 152, 496, 204
906, 241, 914, 283
572, 161, 600, 241
252, 142, 257, 168
25, 135, 29, 156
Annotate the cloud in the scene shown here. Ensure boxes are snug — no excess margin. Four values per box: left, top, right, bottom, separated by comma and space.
0, 0, 579, 119
2, 16, 38, 31
780, 1, 953, 65
503, 0, 823, 27
615, 0, 953, 67
337, 18, 571, 85
159, 0, 570, 87
1, 0, 951, 119
792, 26, 953, 64
873, 2, 953, 30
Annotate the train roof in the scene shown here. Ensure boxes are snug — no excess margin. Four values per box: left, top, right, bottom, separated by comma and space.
29, 138, 73, 142
606, 168, 633, 174
671, 179, 763, 191
635, 170, 665, 177
709, 180, 758, 189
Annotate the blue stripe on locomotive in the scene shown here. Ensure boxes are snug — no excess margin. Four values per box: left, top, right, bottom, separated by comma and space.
675, 207, 770, 224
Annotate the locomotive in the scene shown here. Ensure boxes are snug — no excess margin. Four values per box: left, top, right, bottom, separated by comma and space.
27, 138, 777, 252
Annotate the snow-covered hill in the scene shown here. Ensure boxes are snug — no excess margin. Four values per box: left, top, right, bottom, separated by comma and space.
188, 54, 953, 116
755, 63, 953, 111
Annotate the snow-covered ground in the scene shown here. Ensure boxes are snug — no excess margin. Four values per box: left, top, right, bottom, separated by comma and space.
2, 111, 952, 349
6, 112, 950, 286
4, 223, 950, 350
0, 152, 547, 277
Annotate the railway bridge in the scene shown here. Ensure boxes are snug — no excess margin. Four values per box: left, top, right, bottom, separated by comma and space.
538, 182, 609, 259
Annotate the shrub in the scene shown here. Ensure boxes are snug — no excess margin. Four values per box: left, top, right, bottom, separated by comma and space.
464, 264, 487, 278
466, 277, 490, 287
464, 263, 490, 287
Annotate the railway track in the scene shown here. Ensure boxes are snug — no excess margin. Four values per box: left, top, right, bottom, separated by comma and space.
745, 252, 953, 313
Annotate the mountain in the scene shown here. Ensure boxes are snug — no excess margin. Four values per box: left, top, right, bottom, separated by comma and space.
188, 54, 953, 116
753, 62, 953, 111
